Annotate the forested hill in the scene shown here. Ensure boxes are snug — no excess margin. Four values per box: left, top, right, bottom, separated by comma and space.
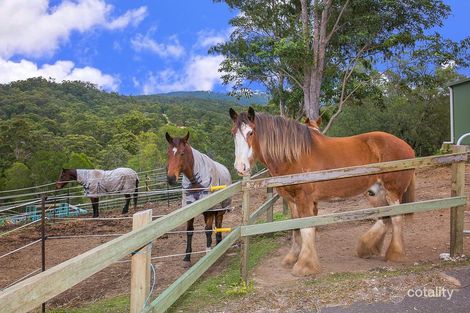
148, 90, 270, 106
0, 78, 258, 191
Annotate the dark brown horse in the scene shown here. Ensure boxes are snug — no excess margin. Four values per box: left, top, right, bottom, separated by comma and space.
166, 132, 232, 267
229, 107, 415, 276
56, 168, 139, 217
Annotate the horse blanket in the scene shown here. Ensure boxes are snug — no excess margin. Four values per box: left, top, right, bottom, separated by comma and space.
76, 168, 139, 197
182, 147, 232, 211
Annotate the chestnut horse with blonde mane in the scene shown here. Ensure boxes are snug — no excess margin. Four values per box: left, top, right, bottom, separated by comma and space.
229, 107, 415, 276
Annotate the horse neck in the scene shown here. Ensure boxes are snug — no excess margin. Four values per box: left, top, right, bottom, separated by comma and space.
253, 128, 322, 176
67, 169, 78, 180
181, 146, 197, 184
75, 169, 89, 185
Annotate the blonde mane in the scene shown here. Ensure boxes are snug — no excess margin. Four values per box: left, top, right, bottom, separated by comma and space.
237, 112, 313, 163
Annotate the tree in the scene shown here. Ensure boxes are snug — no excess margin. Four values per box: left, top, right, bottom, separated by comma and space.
28, 150, 67, 185
328, 65, 464, 156
3, 162, 32, 190
99, 144, 132, 169
63, 152, 94, 169
213, 0, 469, 127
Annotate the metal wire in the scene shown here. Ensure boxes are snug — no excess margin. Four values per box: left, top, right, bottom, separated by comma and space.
0, 220, 41, 238
0, 268, 42, 291
47, 234, 125, 239
0, 239, 42, 260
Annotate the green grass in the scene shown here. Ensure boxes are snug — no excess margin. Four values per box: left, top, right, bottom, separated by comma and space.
49, 295, 129, 313
168, 235, 282, 312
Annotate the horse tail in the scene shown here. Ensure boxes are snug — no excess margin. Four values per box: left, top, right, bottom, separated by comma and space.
133, 178, 139, 209
402, 173, 415, 204
402, 173, 416, 218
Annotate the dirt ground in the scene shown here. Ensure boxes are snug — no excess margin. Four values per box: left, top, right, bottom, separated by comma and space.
1, 165, 469, 310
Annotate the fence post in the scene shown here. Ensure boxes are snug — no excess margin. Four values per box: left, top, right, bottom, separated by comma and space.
240, 176, 250, 285
450, 145, 466, 257
282, 198, 289, 216
41, 194, 46, 313
266, 187, 273, 223
130, 209, 153, 313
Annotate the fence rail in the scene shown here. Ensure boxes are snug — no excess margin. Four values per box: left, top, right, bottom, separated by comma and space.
243, 152, 468, 189
242, 196, 466, 237
0, 150, 467, 313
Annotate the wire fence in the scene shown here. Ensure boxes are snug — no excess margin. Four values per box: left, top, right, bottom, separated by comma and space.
0, 167, 180, 224
0, 167, 242, 294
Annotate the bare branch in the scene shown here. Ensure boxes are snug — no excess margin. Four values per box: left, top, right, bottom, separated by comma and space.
277, 66, 304, 90
326, 0, 350, 44
321, 43, 371, 133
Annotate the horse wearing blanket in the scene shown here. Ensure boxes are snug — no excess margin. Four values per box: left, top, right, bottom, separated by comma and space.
56, 168, 139, 217
166, 132, 232, 267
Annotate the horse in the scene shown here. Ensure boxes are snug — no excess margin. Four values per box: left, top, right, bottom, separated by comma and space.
166, 132, 232, 267
56, 168, 140, 217
229, 107, 415, 276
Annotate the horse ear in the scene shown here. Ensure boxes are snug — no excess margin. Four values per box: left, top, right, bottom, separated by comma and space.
165, 132, 173, 144
247, 106, 255, 122
229, 108, 238, 122
305, 117, 310, 124
183, 131, 190, 143
316, 116, 322, 127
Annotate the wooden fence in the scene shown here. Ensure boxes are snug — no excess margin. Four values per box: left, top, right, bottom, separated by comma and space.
0, 148, 467, 313
238, 147, 468, 283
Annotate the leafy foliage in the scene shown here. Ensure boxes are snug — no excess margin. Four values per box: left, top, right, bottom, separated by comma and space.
0, 78, 250, 191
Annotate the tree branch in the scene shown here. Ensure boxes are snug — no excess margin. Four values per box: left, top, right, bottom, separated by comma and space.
326, 0, 350, 44
321, 43, 370, 133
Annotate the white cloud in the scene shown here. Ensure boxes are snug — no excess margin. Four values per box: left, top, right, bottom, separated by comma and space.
106, 6, 148, 30
131, 32, 185, 59
0, 58, 118, 91
441, 60, 456, 69
141, 55, 225, 94
0, 0, 147, 58
195, 28, 232, 49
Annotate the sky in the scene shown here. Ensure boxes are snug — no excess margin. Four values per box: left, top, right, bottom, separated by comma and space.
0, 0, 468, 96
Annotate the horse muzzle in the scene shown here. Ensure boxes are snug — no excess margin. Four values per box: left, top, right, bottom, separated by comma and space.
167, 175, 178, 186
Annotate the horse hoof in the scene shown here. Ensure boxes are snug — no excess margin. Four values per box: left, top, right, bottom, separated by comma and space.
281, 254, 298, 269
385, 250, 406, 262
183, 261, 191, 268
291, 261, 320, 277
357, 236, 384, 259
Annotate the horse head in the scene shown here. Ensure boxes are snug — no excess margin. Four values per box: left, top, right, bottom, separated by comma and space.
229, 107, 256, 176
165, 131, 191, 186
56, 169, 76, 189
304, 116, 322, 130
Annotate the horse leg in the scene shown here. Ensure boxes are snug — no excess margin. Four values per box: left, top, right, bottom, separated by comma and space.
291, 195, 321, 277
122, 194, 130, 214
281, 201, 301, 268
385, 193, 406, 262
183, 218, 195, 268
357, 181, 390, 258
133, 179, 139, 210
357, 219, 390, 258
91, 197, 99, 218
215, 211, 224, 245
203, 212, 214, 252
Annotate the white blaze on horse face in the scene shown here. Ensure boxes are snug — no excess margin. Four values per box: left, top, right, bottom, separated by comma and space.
234, 123, 253, 176
172, 147, 177, 155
